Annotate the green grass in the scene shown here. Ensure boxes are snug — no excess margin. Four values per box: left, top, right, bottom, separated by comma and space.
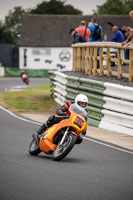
3, 83, 57, 112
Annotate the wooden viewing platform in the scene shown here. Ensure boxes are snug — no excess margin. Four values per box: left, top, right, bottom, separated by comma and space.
72, 42, 133, 82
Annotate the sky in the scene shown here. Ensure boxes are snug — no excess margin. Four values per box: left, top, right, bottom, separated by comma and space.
0, 0, 106, 21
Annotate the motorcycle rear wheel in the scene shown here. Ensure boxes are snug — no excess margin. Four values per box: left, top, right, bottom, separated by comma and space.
28, 138, 41, 155
52, 133, 76, 161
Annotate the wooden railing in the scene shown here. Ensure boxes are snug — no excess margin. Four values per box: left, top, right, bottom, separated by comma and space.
72, 42, 133, 81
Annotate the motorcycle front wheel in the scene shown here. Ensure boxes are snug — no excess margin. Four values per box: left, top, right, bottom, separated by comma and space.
28, 138, 41, 155
52, 133, 77, 161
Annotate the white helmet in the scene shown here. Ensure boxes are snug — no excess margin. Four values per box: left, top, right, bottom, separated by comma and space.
75, 94, 88, 108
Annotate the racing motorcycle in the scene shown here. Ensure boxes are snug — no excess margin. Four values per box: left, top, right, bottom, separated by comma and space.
21, 70, 29, 85
21, 73, 29, 85
28, 103, 88, 161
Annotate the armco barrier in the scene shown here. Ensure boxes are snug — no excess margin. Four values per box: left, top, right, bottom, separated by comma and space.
49, 71, 67, 105
103, 97, 133, 115
104, 82, 133, 101
99, 110, 133, 136
49, 71, 133, 136
100, 82, 133, 135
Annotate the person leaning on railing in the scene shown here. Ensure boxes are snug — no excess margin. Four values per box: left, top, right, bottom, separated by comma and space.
122, 10, 133, 47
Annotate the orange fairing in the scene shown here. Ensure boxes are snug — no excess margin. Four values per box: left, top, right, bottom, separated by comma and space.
39, 124, 61, 153
61, 109, 87, 133
39, 109, 87, 153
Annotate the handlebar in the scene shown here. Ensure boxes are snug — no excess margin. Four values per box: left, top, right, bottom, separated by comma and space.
60, 115, 70, 119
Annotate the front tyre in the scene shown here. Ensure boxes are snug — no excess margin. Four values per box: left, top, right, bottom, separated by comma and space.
28, 138, 41, 155
52, 133, 77, 161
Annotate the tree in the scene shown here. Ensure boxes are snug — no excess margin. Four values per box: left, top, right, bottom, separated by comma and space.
5, 6, 25, 34
93, 0, 133, 15
30, 0, 82, 15
0, 22, 17, 44
0, 6, 26, 46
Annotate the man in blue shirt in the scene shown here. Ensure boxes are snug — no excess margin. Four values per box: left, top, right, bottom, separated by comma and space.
89, 17, 102, 68
89, 17, 102, 42
110, 26, 125, 43
110, 26, 125, 66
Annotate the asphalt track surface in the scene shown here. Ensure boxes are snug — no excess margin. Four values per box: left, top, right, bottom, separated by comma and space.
0, 78, 133, 200
0, 77, 49, 92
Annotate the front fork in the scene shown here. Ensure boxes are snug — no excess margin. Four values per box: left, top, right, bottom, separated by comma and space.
59, 127, 69, 145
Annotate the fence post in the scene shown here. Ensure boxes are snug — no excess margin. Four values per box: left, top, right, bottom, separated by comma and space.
129, 49, 133, 81
88, 47, 93, 75
117, 49, 122, 79
81, 47, 85, 72
73, 47, 77, 71
85, 47, 89, 74
93, 47, 97, 76
77, 47, 81, 71
106, 48, 111, 77
100, 47, 104, 76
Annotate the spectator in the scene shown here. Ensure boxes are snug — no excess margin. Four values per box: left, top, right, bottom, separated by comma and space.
109, 26, 125, 65
122, 10, 133, 46
121, 26, 133, 40
110, 26, 125, 43
74, 21, 91, 42
68, 28, 84, 44
107, 22, 127, 39
89, 17, 102, 42
88, 21, 93, 28
121, 26, 133, 59
89, 17, 102, 68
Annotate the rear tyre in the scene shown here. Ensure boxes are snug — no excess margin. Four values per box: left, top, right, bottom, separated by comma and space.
52, 133, 76, 161
28, 138, 41, 155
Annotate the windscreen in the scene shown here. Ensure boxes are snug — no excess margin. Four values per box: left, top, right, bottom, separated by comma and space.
69, 103, 88, 122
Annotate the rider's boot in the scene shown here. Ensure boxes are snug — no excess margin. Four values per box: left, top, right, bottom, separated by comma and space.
32, 123, 48, 146
37, 123, 48, 137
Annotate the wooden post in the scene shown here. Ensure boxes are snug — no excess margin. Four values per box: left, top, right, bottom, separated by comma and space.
93, 47, 97, 76
73, 47, 77, 71
117, 49, 122, 79
129, 49, 133, 81
81, 47, 85, 72
77, 47, 81, 71
100, 47, 104, 76
89, 47, 93, 75
82, 47, 85, 72
85, 47, 89, 74
106, 48, 112, 77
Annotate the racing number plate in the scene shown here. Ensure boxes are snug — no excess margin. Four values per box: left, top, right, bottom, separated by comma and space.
73, 116, 84, 129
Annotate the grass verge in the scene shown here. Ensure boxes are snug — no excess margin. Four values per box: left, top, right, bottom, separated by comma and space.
2, 83, 58, 113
